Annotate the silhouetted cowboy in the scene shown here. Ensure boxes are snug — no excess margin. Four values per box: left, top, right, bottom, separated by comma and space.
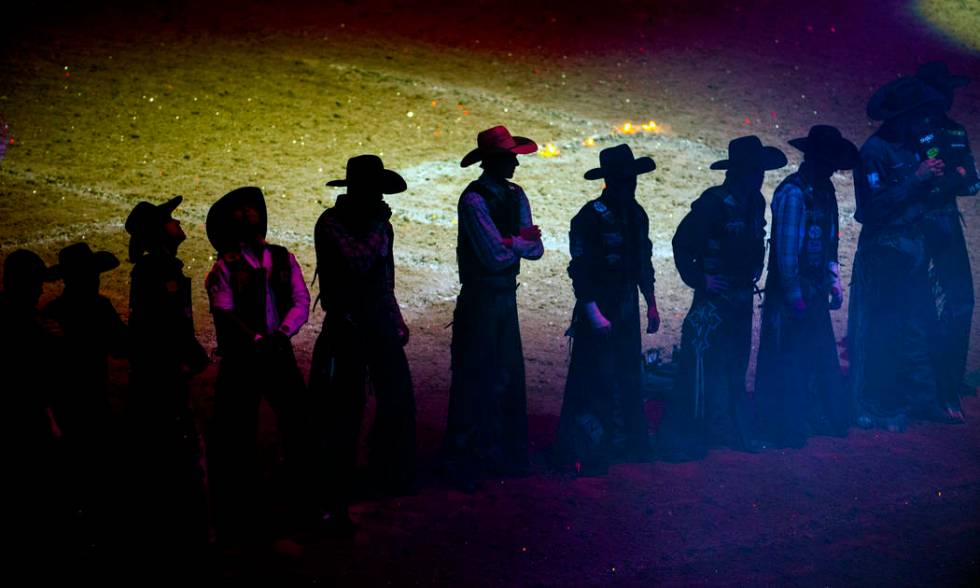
849, 76, 966, 430
554, 144, 660, 475
44, 243, 128, 431
42, 241, 128, 553
914, 62, 979, 408
2, 250, 71, 572
124, 195, 210, 566
754, 126, 857, 448
444, 125, 543, 490
310, 154, 416, 532
204, 186, 312, 548
658, 136, 785, 461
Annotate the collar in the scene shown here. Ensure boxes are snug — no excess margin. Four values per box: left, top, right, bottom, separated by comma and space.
477, 172, 511, 198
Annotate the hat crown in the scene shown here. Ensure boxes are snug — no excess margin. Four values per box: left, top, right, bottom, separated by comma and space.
3, 249, 48, 288
59, 242, 95, 266
882, 78, 927, 109
476, 126, 518, 151
726, 135, 767, 165
345, 154, 385, 177
125, 201, 161, 236
807, 125, 843, 143
599, 144, 637, 172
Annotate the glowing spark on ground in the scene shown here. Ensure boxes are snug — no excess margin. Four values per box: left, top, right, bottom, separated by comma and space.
582, 137, 597, 147
539, 143, 560, 157
618, 122, 638, 135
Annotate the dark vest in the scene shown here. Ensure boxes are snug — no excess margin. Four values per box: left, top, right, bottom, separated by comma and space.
585, 198, 641, 283
314, 211, 393, 322
700, 186, 765, 284
457, 180, 522, 285
215, 244, 294, 352
767, 173, 836, 301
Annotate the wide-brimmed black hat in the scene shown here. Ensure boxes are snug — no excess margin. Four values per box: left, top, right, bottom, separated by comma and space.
49, 242, 120, 281
584, 144, 656, 180
460, 125, 538, 167
3, 249, 57, 290
915, 61, 970, 109
866, 76, 947, 121
916, 61, 969, 91
710, 135, 787, 171
206, 186, 267, 253
125, 195, 182, 261
327, 154, 407, 194
788, 125, 859, 171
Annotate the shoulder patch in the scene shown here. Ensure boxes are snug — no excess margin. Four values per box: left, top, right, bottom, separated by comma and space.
867, 172, 880, 189
593, 200, 608, 213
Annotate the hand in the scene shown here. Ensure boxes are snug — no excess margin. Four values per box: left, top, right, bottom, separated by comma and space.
583, 301, 612, 336
646, 303, 661, 334
397, 322, 411, 347
501, 236, 514, 248
829, 283, 844, 310
915, 158, 945, 180
519, 225, 542, 241
704, 274, 730, 294
789, 297, 807, 318
257, 329, 290, 351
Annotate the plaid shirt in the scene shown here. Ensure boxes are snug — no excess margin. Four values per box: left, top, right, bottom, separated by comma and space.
770, 171, 838, 303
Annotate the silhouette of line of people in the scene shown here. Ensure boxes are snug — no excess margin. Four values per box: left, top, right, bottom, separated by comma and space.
1, 61, 975, 574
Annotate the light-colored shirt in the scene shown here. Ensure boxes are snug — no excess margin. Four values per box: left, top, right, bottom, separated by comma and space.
207, 245, 311, 337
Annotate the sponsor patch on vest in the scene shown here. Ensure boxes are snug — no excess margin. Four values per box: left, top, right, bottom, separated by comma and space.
867, 172, 880, 188
725, 219, 747, 235
601, 232, 624, 247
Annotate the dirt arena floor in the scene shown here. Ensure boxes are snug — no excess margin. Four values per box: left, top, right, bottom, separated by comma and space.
1, 0, 978, 584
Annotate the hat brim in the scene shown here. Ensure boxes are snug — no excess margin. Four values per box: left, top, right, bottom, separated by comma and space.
710, 146, 787, 171
460, 136, 538, 167
867, 80, 947, 121
160, 195, 183, 215
788, 137, 860, 171
49, 251, 120, 280
326, 169, 408, 194
584, 156, 656, 180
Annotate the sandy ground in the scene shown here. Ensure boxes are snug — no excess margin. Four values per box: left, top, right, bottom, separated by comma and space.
1, 0, 978, 584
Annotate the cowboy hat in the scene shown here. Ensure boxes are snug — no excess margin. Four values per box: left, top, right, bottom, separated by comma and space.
915, 61, 970, 110
206, 186, 267, 253
460, 125, 537, 168
49, 242, 120, 281
3, 249, 57, 290
326, 154, 407, 194
788, 125, 859, 171
710, 135, 787, 171
916, 61, 969, 91
125, 195, 183, 261
584, 144, 656, 180
866, 76, 946, 121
